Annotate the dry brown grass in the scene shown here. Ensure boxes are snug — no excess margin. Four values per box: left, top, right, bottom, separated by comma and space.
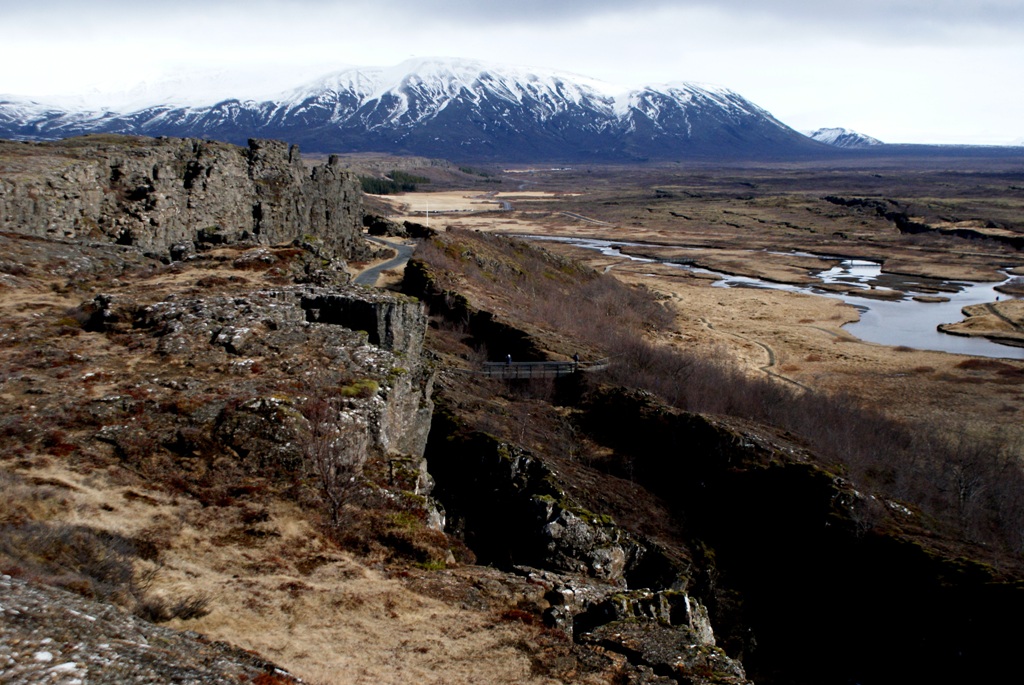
412, 228, 1024, 556
0, 453, 568, 685
0, 230, 587, 684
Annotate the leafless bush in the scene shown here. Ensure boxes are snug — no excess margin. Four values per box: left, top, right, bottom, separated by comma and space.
1, 523, 142, 602
0, 469, 68, 524
915, 427, 1024, 547
332, 494, 451, 567
0, 523, 137, 601
0, 517, 217, 621
300, 373, 369, 527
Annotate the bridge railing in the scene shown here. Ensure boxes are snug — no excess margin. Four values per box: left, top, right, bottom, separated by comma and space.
481, 359, 608, 379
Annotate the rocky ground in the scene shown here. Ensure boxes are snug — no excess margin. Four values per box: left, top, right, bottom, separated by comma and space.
1, 573, 300, 685
0, 229, 744, 685
401, 225, 1024, 684
4, 142, 1024, 685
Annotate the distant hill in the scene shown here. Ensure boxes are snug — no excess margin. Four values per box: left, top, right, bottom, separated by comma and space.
0, 58, 830, 162
805, 127, 883, 148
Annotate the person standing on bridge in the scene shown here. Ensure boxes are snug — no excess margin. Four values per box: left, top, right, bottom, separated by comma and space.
573, 352, 580, 368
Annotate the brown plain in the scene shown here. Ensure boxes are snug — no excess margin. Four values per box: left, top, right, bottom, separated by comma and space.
377, 158, 1024, 441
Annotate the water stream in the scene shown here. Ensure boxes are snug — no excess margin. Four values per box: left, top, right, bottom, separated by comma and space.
521, 235, 1024, 360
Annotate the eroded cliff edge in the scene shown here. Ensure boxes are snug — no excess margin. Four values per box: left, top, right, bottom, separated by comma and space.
0, 135, 367, 261
404, 227, 1024, 685
0, 134, 751, 685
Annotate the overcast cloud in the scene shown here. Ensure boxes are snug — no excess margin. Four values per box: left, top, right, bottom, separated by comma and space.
2, 0, 1021, 144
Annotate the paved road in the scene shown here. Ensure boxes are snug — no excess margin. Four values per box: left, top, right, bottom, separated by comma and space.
355, 237, 416, 286
474, 192, 512, 211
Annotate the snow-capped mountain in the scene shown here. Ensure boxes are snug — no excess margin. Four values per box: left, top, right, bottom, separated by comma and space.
0, 58, 828, 161
805, 127, 883, 149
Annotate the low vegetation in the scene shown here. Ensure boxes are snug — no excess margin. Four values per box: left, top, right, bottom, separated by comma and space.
412, 228, 1024, 559
359, 170, 432, 194
0, 470, 210, 623
4, 140, 1023, 683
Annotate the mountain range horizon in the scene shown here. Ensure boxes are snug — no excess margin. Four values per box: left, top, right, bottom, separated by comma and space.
1, 57, 1020, 161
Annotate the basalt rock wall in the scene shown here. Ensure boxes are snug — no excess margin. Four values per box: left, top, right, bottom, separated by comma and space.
574, 385, 1024, 685
0, 135, 366, 261
402, 258, 548, 362
88, 282, 432, 466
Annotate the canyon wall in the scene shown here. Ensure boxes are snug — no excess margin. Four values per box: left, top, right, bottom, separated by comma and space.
0, 135, 366, 261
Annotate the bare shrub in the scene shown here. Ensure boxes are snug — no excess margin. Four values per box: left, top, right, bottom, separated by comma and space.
333, 496, 451, 567
956, 358, 1016, 372
0, 517, 216, 621
0, 260, 31, 276
415, 229, 673, 362
0, 523, 141, 604
0, 469, 68, 524
413, 229, 1024, 556
300, 373, 369, 527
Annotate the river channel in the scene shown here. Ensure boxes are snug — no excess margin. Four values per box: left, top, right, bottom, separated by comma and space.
521, 235, 1024, 360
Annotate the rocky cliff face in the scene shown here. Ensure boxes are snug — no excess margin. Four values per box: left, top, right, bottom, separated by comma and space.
0, 135, 366, 261
87, 279, 433, 473
424, 397, 751, 684
572, 385, 1024, 685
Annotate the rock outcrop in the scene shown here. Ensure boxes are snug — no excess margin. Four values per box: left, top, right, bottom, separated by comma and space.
0, 135, 367, 261
573, 385, 1024, 685
0, 574, 300, 685
822, 195, 1024, 250
424, 403, 750, 683
0, 230, 460, 683
86, 281, 433, 468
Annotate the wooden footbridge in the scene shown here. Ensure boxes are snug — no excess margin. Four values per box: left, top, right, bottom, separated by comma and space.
481, 359, 609, 379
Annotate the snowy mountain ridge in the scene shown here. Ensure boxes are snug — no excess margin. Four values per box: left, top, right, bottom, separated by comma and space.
0, 57, 828, 161
805, 127, 883, 148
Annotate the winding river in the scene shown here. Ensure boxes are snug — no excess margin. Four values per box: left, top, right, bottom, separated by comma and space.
521, 235, 1024, 360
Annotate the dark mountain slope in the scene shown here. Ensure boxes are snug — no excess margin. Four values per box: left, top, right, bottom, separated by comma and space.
0, 58, 830, 161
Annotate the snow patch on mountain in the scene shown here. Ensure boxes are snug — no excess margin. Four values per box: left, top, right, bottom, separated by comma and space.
0, 57, 821, 160
805, 127, 883, 148
280, 57, 622, 129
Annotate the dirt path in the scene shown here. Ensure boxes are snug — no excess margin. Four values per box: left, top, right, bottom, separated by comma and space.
698, 315, 811, 391
985, 302, 1024, 332
560, 211, 615, 226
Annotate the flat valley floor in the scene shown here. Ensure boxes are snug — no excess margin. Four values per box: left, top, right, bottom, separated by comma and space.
371, 158, 1024, 443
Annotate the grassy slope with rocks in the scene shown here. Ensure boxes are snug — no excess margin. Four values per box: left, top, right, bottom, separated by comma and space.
4, 135, 1024, 685
405, 227, 1024, 685
0, 231, 596, 685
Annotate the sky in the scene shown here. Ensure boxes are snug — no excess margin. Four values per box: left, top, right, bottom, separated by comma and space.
2, 0, 1022, 145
